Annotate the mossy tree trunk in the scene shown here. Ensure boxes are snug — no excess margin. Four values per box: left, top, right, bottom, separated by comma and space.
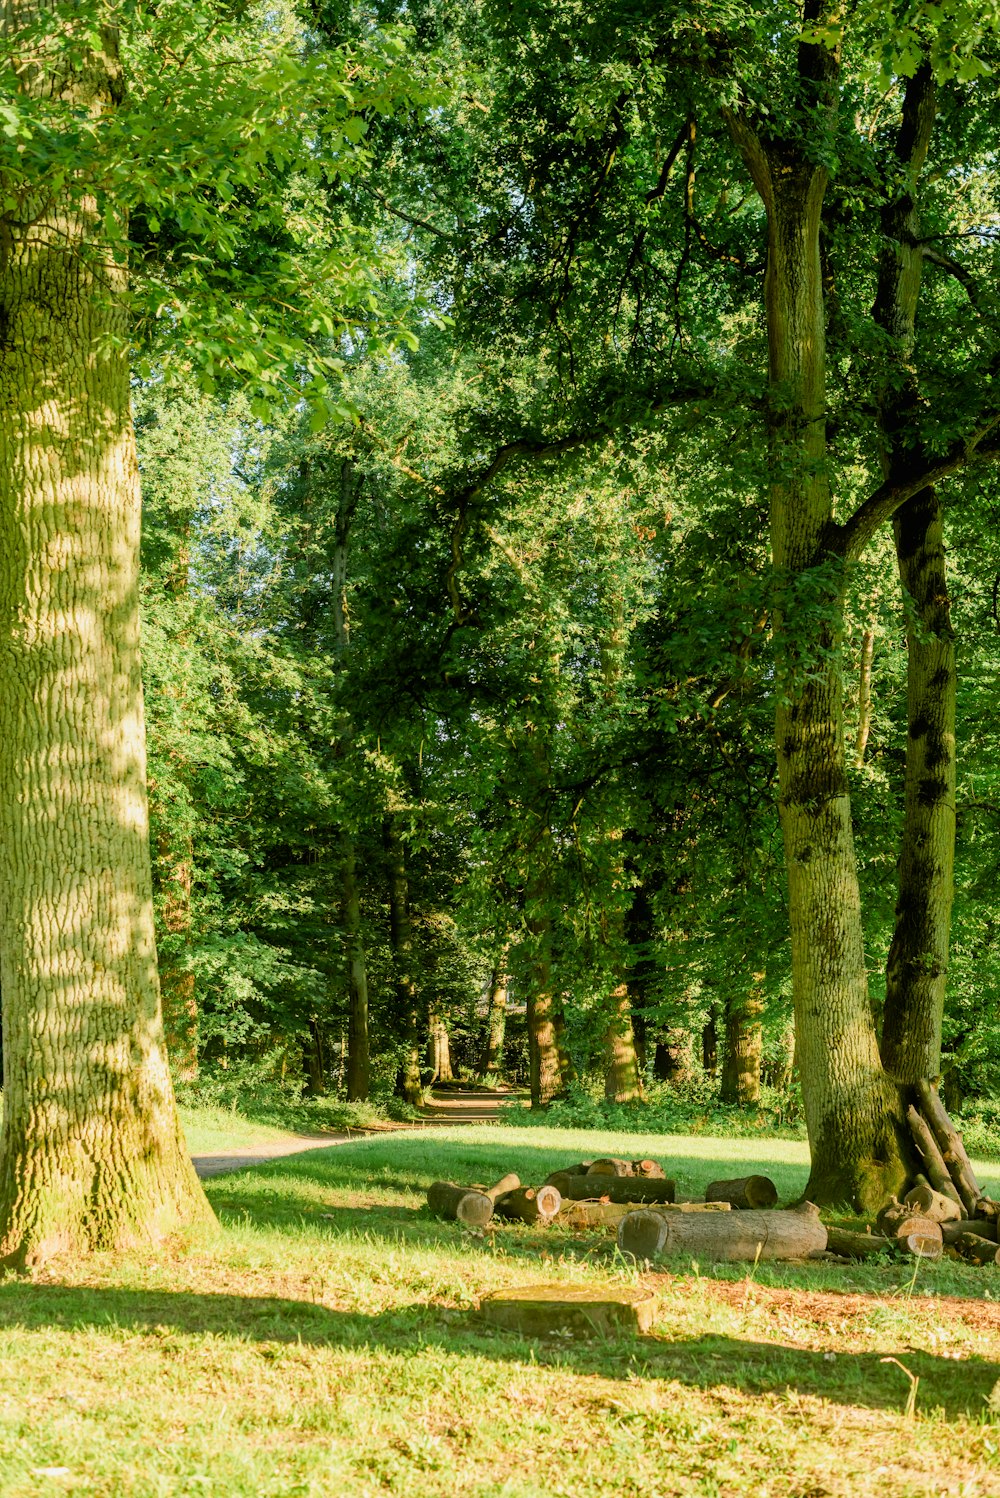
726, 22, 909, 1209
720, 985, 763, 1106
0, 8, 212, 1264
871, 67, 955, 1088
481, 953, 509, 1078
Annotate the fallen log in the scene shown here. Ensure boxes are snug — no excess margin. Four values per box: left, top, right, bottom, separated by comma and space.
906, 1105, 962, 1206
494, 1185, 562, 1225
903, 1183, 962, 1224
952, 1232, 1000, 1266
942, 1217, 998, 1246
825, 1227, 894, 1260
915, 1079, 983, 1217
633, 1159, 666, 1179
546, 1171, 676, 1204
544, 1163, 592, 1183
705, 1175, 778, 1210
483, 1173, 521, 1203
557, 1199, 730, 1232
586, 1158, 635, 1178
427, 1181, 495, 1227
617, 1201, 826, 1263
874, 1203, 944, 1256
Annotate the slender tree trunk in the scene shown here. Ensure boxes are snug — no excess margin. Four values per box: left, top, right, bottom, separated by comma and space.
523, 906, 562, 1108
0, 12, 212, 1263
853, 626, 875, 767
303, 1020, 326, 1096
481, 956, 508, 1077
872, 66, 955, 1086
385, 817, 422, 1106
157, 827, 198, 1082
728, 58, 909, 1207
327, 458, 371, 1101
604, 983, 643, 1102
341, 836, 370, 1101
721, 986, 763, 1106
701, 1009, 719, 1078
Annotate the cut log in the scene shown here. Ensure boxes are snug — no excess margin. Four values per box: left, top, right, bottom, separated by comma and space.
494, 1185, 562, 1225
632, 1159, 665, 1179
876, 1202, 936, 1239
484, 1173, 521, 1203
478, 1283, 658, 1336
544, 1163, 592, 1183
899, 1224, 943, 1260
586, 1158, 635, 1178
906, 1105, 962, 1206
427, 1181, 494, 1227
942, 1217, 998, 1246
617, 1201, 826, 1263
825, 1227, 894, 1260
557, 1199, 730, 1232
903, 1183, 962, 1224
546, 1171, 676, 1204
705, 1175, 778, 1210
914, 1079, 983, 1216
952, 1232, 1000, 1266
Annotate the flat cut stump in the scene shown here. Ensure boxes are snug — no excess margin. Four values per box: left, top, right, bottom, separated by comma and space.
477, 1283, 658, 1336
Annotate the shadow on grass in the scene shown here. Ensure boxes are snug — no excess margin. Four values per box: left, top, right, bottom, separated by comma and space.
0, 1280, 993, 1421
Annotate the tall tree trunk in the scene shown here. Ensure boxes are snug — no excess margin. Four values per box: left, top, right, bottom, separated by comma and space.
428, 1015, 453, 1082
0, 10, 212, 1263
481, 954, 509, 1078
701, 1009, 719, 1078
727, 40, 909, 1208
303, 1020, 326, 1096
523, 905, 562, 1108
328, 459, 371, 1101
853, 625, 875, 767
385, 817, 422, 1106
721, 986, 763, 1106
871, 66, 955, 1086
341, 836, 370, 1101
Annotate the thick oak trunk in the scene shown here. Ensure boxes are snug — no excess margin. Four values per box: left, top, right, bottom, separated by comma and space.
0, 13, 212, 1262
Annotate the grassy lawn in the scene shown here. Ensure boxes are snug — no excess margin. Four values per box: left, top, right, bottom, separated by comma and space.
1, 1124, 998, 1497
176, 1104, 327, 1157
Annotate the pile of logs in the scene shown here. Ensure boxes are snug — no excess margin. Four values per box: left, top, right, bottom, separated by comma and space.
827, 1081, 999, 1267
425, 1155, 788, 1245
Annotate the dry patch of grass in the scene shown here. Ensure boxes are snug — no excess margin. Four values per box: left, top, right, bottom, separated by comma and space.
0, 1125, 997, 1497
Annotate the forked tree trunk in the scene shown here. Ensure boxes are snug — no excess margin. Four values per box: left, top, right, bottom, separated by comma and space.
0, 12, 212, 1263
727, 52, 909, 1208
872, 66, 955, 1087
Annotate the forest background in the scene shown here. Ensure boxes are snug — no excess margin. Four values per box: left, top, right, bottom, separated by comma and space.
6, 0, 1000, 1256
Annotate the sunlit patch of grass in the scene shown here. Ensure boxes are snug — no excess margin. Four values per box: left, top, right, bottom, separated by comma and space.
0, 1124, 998, 1496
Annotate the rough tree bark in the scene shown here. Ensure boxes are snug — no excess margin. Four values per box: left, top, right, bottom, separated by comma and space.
726, 15, 909, 1207
0, 6, 212, 1263
872, 66, 956, 1087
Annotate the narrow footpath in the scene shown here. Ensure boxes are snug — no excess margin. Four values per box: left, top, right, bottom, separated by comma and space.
191, 1084, 519, 1178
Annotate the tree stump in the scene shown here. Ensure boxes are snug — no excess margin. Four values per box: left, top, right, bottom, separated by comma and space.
478, 1283, 658, 1336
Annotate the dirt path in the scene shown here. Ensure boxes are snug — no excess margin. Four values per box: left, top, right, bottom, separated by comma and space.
191, 1084, 519, 1179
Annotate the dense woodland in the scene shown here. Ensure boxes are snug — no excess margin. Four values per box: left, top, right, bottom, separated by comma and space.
4, 0, 1000, 1263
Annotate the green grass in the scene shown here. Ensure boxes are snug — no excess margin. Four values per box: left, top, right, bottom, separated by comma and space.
176, 1103, 319, 1156
1, 1124, 999, 1497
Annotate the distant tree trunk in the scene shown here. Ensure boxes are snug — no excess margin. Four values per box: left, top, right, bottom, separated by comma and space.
341, 837, 370, 1101
872, 66, 955, 1088
157, 825, 198, 1082
385, 817, 422, 1106
428, 1015, 453, 1082
0, 9, 212, 1263
523, 907, 562, 1108
853, 625, 875, 767
303, 1020, 326, 1096
328, 458, 371, 1102
701, 1009, 719, 1078
481, 956, 509, 1078
721, 984, 764, 1106
604, 983, 643, 1102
